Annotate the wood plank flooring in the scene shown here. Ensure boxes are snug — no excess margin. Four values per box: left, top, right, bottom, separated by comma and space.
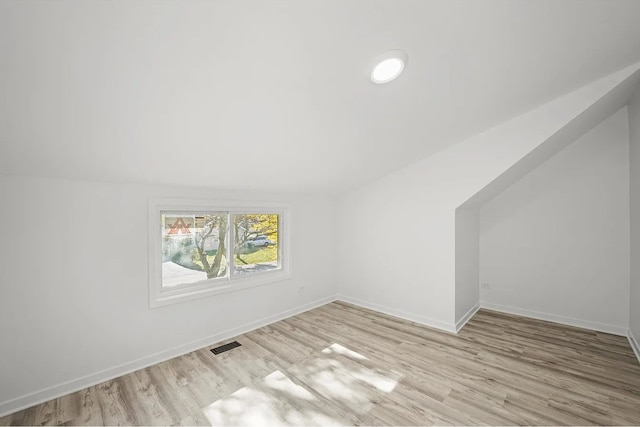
2, 302, 640, 425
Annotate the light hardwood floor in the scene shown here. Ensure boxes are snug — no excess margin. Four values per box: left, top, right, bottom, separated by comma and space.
2, 302, 640, 426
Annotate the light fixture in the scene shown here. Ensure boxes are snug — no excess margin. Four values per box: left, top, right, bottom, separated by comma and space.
371, 50, 408, 84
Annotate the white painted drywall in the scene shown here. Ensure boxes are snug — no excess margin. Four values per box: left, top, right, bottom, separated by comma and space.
337, 64, 640, 331
1, 57, 639, 420
479, 108, 630, 333
4, 1, 640, 195
0, 174, 337, 414
455, 208, 480, 325
630, 86, 640, 347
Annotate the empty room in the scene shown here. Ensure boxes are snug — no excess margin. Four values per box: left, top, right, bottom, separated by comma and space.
2, 0, 640, 425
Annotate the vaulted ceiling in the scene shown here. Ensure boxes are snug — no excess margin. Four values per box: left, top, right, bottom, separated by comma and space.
1, 0, 640, 193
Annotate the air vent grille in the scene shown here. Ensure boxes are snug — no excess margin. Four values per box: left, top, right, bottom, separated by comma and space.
211, 341, 241, 355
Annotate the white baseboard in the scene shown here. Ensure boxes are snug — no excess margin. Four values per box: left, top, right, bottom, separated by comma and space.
0, 295, 338, 418
7, 295, 628, 418
480, 301, 628, 336
456, 303, 480, 333
629, 330, 640, 364
336, 294, 457, 333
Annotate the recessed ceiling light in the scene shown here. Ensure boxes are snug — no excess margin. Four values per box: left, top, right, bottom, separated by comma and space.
371, 50, 408, 84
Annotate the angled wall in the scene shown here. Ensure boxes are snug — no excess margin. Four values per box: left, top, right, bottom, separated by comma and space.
630, 85, 640, 358
479, 108, 630, 334
3, 66, 640, 420
455, 208, 480, 329
337, 64, 640, 331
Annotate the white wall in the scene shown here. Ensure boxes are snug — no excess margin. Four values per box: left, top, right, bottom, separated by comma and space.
1, 60, 638, 420
337, 64, 639, 332
629, 86, 640, 354
0, 174, 337, 414
455, 208, 480, 328
479, 108, 630, 334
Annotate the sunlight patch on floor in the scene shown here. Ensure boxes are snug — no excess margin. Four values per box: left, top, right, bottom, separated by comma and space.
263, 370, 316, 400
289, 345, 401, 413
202, 343, 402, 425
322, 343, 368, 360
202, 370, 343, 426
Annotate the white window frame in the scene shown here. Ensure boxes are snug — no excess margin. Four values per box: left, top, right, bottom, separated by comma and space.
148, 197, 291, 308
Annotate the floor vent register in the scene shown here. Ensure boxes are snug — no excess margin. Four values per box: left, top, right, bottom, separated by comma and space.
211, 341, 241, 355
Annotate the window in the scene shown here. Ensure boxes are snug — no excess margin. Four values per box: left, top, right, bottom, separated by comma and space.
149, 198, 290, 308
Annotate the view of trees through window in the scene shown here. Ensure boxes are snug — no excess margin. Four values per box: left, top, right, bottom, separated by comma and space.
161, 212, 279, 288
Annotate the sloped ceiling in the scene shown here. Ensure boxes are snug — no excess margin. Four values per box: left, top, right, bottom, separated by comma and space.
1, 0, 640, 194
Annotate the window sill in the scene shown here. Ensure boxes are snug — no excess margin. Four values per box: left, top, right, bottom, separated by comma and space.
150, 270, 293, 308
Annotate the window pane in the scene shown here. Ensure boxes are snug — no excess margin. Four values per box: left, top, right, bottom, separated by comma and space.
233, 213, 279, 275
162, 213, 228, 287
